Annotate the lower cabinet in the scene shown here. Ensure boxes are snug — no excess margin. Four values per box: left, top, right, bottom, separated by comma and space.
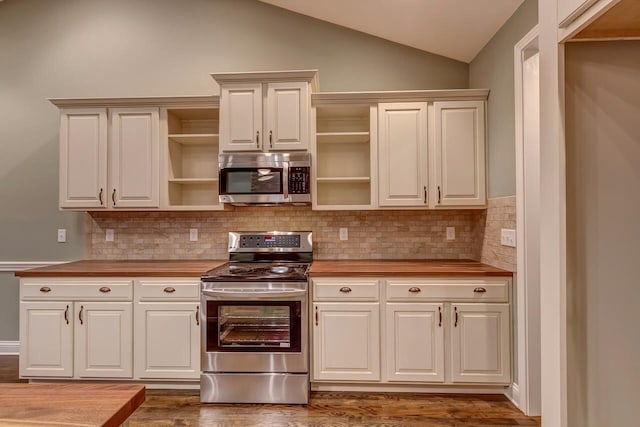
134, 302, 200, 379
311, 277, 512, 387
313, 303, 380, 381
20, 301, 132, 378
450, 303, 510, 384
385, 303, 444, 382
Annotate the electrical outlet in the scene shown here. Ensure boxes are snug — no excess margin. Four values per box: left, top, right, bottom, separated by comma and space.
501, 229, 516, 247
57, 229, 66, 243
339, 228, 348, 241
105, 229, 114, 242
190, 228, 198, 242
446, 227, 455, 241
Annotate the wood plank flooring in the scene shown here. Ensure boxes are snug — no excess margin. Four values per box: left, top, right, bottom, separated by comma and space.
0, 355, 540, 426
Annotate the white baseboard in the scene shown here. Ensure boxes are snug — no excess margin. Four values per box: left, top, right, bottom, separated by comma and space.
505, 382, 521, 409
0, 341, 19, 355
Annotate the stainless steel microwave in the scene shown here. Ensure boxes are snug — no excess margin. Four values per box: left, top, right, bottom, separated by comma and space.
218, 153, 311, 205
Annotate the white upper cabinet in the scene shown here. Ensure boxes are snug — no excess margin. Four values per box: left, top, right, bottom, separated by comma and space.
110, 108, 159, 208
377, 102, 429, 207
54, 103, 160, 210
219, 83, 263, 152
213, 71, 317, 153
434, 101, 486, 207
59, 108, 108, 209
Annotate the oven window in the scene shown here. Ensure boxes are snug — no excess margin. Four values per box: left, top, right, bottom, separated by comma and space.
206, 301, 301, 352
220, 168, 283, 194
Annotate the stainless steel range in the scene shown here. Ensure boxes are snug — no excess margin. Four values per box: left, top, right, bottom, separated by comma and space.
200, 231, 312, 404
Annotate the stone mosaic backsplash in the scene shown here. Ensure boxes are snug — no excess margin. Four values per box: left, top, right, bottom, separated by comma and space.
479, 196, 517, 272
87, 207, 486, 261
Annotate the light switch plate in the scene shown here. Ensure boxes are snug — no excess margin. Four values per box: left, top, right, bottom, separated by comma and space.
446, 227, 455, 241
339, 228, 348, 241
105, 229, 114, 242
501, 229, 516, 247
57, 229, 66, 243
190, 228, 198, 242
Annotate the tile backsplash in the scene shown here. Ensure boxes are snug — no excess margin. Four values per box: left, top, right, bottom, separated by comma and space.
87, 207, 486, 261
479, 196, 517, 272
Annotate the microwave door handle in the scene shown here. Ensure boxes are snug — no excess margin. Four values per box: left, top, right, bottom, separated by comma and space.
283, 163, 289, 200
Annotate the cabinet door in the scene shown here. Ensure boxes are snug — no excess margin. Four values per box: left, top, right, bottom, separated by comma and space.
134, 302, 200, 379
220, 83, 263, 152
450, 303, 510, 384
19, 302, 73, 377
74, 302, 133, 378
378, 102, 428, 207
434, 101, 486, 207
313, 303, 380, 381
385, 303, 444, 382
59, 108, 108, 209
266, 82, 309, 151
110, 108, 159, 208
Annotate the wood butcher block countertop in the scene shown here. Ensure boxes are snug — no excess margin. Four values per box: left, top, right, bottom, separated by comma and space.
309, 260, 512, 277
0, 383, 145, 427
15, 260, 226, 278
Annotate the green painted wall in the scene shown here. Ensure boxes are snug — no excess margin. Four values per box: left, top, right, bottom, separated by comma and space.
469, 0, 538, 198
0, 0, 468, 341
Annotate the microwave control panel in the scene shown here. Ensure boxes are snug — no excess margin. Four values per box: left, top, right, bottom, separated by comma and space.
288, 167, 310, 194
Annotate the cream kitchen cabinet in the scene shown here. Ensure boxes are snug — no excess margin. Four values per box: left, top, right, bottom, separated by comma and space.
385, 303, 444, 382
57, 106, 159, 210
212, 70, 318, 153
450, 303, 510, 384
133, 279, 201, 380
377, 102, 429, 207
311, 278, 380, 381
434, 101, 486, 207
19, 279, 134, 379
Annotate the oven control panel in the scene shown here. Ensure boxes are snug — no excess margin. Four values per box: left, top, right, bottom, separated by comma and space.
228, 231, 313, 253
240, 234, 300, 248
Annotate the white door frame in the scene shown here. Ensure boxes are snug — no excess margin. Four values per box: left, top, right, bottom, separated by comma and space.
513, 25, 541, 416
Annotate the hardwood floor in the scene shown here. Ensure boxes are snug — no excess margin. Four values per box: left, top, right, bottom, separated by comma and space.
1, 356, 540, 426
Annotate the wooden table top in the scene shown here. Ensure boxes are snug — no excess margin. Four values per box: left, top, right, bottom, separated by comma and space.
0, 383, 145, 427
309, 260, 513, 277
15, 260, 227, 278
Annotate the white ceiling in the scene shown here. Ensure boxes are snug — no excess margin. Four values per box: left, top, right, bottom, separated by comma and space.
259, 0, 525, 63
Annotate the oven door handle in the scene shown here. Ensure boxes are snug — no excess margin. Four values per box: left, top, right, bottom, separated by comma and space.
201, 289, 307, 299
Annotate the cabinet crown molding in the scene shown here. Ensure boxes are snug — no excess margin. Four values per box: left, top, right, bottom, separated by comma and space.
48, 96, 219, 109
210, 69, 320, 92
312, 89, 489, 105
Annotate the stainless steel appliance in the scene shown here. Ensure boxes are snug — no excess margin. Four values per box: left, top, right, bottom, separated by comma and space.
218, 152, 311, 205
200, 231, 312, 404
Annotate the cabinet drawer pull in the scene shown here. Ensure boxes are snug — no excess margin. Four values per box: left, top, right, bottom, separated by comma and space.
196, 306, 200, 326
423, 186, 427, 204
79, 305, 84, 325
315, 306, 318, 326
438, 306, 442, 327
339, 286, 352, 293
64, 305, 69, 325
256, 130, 260, 148
112, 188, 117, 206
269, 130, 273, 148
473, 287, 487, 293
454, 306, 458, 327
99, 188, 104, 205
39, 286, 51, 293
99, 286, 111, 293
438, 186, 441, 204
408, 287, 421, 293
163, 287, 176, 294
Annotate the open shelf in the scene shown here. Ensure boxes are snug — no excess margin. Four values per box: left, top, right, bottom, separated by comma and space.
316, 132, 370, 144
316, 181, 372, 207
316, 176, 370, 184
166, 107, 221, 209
168, 134, 219, 145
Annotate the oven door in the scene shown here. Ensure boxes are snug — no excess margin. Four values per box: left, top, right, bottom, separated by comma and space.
201, 288, 308, 374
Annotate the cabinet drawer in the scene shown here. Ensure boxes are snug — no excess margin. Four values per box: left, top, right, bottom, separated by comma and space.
21, 279, 133, 300
386, 278, 509, 302
135, 279, 201, 301
313, 279, 379, 301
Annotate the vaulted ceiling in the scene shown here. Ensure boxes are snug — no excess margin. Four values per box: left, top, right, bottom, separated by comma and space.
259, 0, 526, 63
